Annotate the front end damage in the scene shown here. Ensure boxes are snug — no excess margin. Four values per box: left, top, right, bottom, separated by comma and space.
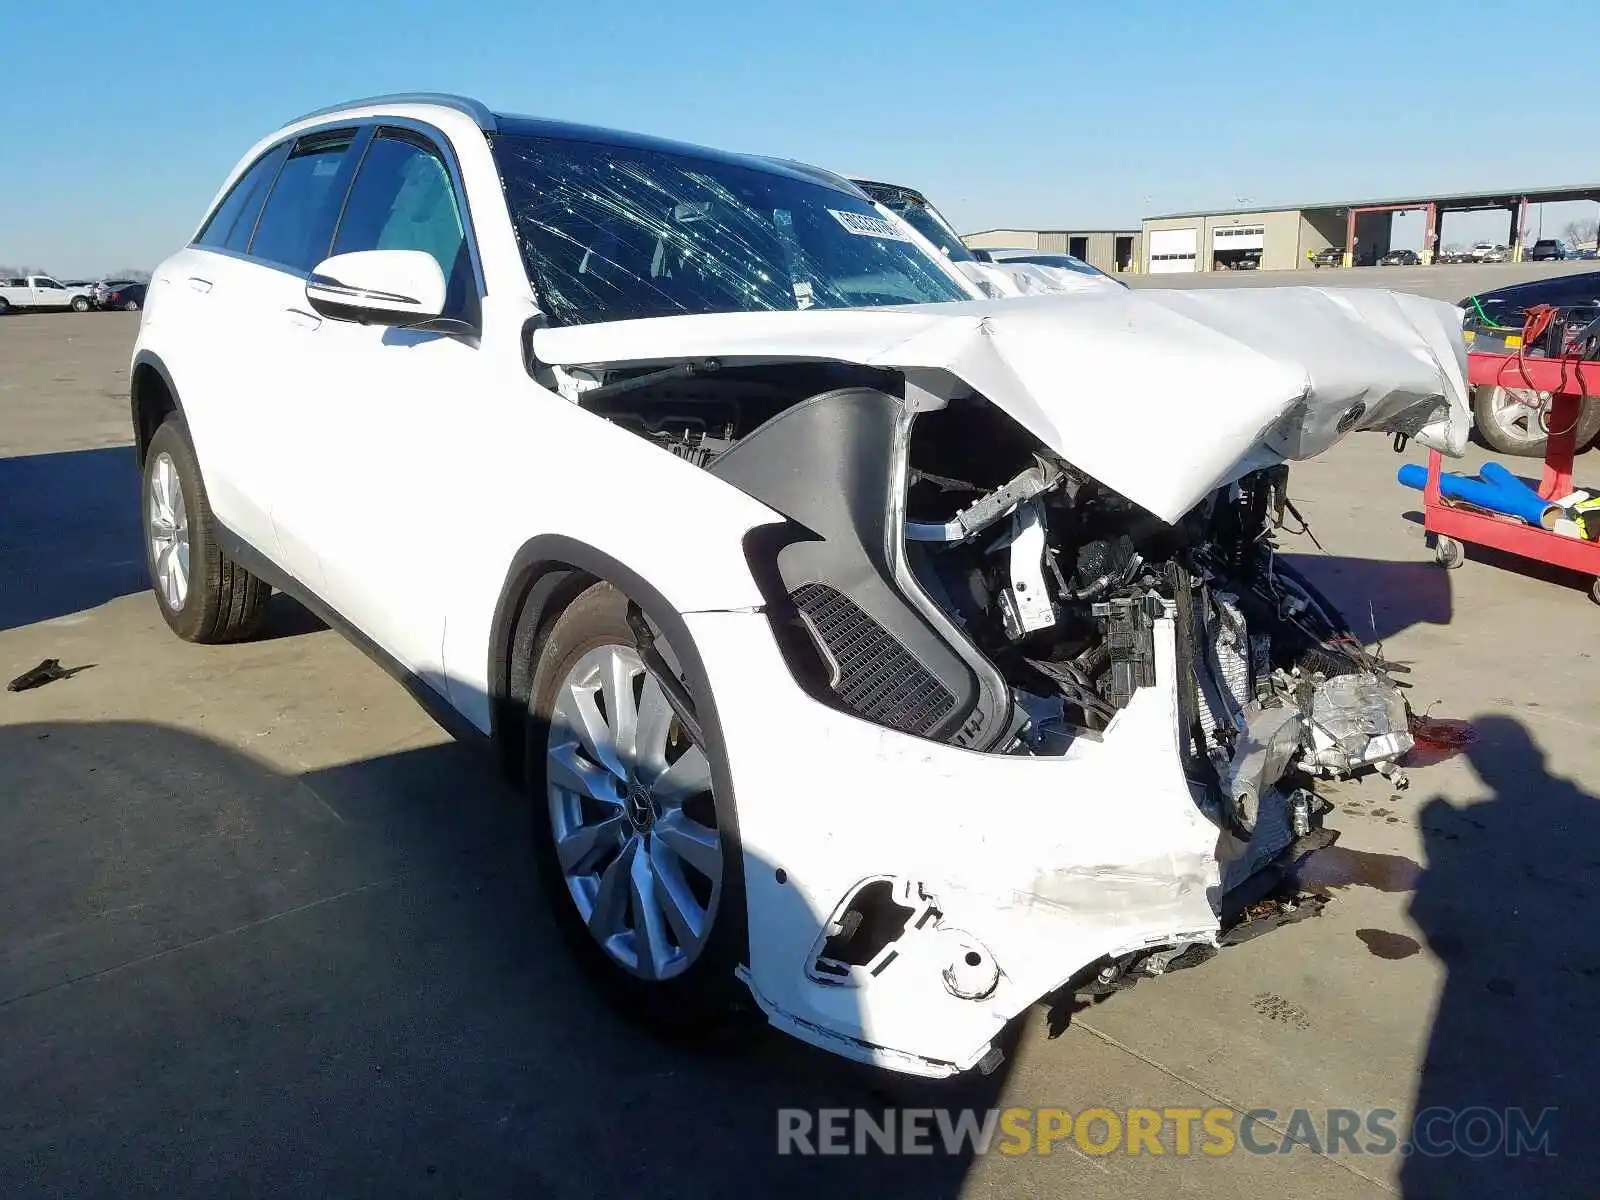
530, 287, 1467, 1075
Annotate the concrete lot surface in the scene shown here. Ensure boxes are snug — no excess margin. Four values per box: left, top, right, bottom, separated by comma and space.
2, 294, 1598, 1198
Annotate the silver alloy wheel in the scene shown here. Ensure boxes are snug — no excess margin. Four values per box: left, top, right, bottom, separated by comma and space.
1482, 386, 1550, 450
546, 644, 721, 980
148, 451, 191, 611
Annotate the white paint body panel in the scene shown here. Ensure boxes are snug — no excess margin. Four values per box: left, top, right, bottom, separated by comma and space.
687, 606, 1222, 1073
534, 286, 1470, 524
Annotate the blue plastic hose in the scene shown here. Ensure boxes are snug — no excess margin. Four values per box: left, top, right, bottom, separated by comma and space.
1397, 463, 1556, 526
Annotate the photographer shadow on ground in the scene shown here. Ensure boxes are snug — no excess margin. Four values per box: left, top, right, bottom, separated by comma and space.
1402, 714, 1600, 1198
0, 719, 1008, 1198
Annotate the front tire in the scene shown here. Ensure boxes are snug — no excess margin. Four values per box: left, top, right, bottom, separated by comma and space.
1472, 385, 1600, 457
526, 582, 747, 1035
141, 418, 269, 642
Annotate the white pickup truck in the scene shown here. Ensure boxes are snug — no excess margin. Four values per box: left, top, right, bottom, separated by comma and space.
0, 275, 94, 314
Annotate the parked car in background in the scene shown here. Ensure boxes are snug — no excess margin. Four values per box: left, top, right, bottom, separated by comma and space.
1529, 239, 1566, 262
1309, 246, 1345, 268
969, 246, 1127, 286
848, 177, 1121, 297
0, 275, 94, 313
1458, 269, 1600, 455
1377, 249, 1421, 266
1576, 248, 1599, 260
1470, 243, 1508, 263
100, 281, 147, 311
92, 279, 139, 307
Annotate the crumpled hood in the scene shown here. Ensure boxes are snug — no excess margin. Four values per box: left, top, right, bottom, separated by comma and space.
532, 285, 1470, 523
952, 258, 1124, 298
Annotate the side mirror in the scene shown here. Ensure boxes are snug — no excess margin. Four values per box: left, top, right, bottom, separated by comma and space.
305, 250, 446, 327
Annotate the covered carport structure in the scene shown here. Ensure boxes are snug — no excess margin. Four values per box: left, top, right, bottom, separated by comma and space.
1327, 184, 1600, 266
1141, 184, 1600, 272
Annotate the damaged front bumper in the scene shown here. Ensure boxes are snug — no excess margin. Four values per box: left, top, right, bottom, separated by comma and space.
684, 604, 1349, 1079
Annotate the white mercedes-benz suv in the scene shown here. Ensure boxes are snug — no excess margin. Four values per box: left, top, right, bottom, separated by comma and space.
132, 94, 1469, 1078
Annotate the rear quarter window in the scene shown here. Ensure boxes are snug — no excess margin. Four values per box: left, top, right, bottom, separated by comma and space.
196, 144, 289, 253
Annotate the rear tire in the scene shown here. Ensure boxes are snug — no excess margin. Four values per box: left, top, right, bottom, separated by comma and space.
0, 297, 10, 315
123, 298, 141, 311
525, 582, 748, 1037
71, 296, 90, 313
141, 418, 269, 643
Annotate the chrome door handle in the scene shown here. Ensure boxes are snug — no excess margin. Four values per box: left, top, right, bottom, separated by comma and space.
187, 276, 212, 293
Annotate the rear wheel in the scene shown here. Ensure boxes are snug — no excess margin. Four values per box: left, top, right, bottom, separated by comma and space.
526, 583, 747, 1034
71, 296, 90, 312
141, 418, 270, 642
0, 297, 10, 315
1472, 385, 1600, 458
122, 298, 140, 311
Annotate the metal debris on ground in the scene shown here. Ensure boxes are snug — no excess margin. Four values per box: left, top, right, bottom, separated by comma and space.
6, 658, 91, 692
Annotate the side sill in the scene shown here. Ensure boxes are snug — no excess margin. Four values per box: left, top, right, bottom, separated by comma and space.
214, 523, 491, 752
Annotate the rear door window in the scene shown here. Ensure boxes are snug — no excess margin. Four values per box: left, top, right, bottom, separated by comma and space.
248, 130, 359, 273
196, 144, 289, 253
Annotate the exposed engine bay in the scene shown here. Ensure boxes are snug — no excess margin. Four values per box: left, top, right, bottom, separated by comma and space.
900, 398, 1413, 832
549, 358, 1414, 839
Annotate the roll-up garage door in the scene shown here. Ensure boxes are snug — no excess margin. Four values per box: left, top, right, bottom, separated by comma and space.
1148, 228, 1197, 273
1212, 225, 1265, 250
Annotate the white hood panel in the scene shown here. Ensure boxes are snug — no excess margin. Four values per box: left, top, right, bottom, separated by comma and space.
532, 286, 1470, 523
953, 258, 1122, 298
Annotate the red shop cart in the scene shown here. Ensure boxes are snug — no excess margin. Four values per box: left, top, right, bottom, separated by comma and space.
1421, 350, 1600, 603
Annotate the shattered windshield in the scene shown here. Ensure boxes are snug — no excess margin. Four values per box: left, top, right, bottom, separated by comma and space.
492, 135, 970, 325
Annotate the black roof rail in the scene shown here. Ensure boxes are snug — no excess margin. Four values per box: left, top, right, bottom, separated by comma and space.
286, 93, 497, 131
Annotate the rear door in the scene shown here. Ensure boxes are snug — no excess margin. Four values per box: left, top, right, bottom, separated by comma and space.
189, 129, 363, 572
172, 141, 290, 553
270, 123, 486, 673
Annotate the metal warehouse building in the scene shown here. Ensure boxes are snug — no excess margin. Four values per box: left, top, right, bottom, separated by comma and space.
963, 228, 1142, 275
1141, 183, 1600, 273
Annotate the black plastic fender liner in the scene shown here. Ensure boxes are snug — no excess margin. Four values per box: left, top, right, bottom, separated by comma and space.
708, 387, 1014, 750
487, 535, 741, 801
130, 349, 186, 468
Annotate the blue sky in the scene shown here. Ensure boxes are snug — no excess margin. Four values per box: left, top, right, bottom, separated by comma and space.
4, 0, 1597, 274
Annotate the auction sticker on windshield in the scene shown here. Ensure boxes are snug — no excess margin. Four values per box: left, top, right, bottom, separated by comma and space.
828, 209, 911, 241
